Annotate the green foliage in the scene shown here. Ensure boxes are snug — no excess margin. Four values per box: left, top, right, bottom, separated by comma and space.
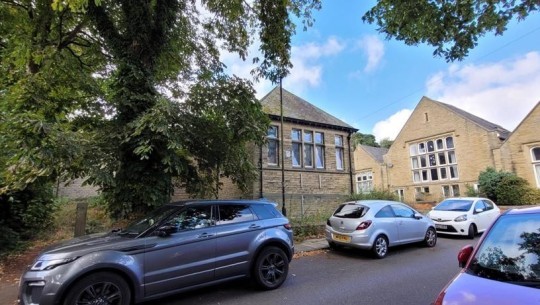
363, 0, 540, 61
496, 175, 531, 206
478, 167, 535, 205
352, 132, 380, 149
347, 189, 398, 201
465, 184, 479, 197
379, 138, 393, 149
0, 178, 57, 257
523, 188, 540, 205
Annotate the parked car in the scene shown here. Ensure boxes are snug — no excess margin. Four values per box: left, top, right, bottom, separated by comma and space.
325, 200, 437, 258
18, 200, 294, 305
432, 206, 540, 305
427, 197, 500, 239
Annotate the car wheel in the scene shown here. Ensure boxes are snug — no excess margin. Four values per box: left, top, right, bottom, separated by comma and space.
372, 235, 388, 259
467, 224, 476, 239
63, 272, 130, 305
424, 227, 437, 247
253, 246, 289, 290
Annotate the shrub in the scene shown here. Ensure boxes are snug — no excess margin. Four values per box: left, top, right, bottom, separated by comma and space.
477, 167, 512, 202
348, 189, 398, 201
495, 175, 530, 205
464, 184, 479, 197
523, 188, 540, 205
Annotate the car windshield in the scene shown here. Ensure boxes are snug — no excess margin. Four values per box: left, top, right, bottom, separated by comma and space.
466, 213, 540, 289
119, 205, 179, 237
333, 204, 369, 219
433, 199, 473, 211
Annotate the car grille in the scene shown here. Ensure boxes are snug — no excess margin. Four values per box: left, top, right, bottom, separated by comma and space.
435, 226, 458, 233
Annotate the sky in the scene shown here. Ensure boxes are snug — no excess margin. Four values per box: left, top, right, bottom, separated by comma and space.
221, 1, 540, 142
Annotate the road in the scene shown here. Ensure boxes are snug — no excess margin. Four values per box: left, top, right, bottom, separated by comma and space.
149, 236, 476, 305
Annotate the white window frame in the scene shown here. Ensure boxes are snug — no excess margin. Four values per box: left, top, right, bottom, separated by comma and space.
410, 136, 458, 183
266, 125, 279, 166
532, 147, 540, 188
335, 135, 344, 170
356, 171, 373, 194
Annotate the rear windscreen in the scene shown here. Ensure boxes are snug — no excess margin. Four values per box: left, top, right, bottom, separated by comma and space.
333, 204, 368, 219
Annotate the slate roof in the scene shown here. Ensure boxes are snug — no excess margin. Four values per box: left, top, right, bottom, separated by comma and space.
434, 99, 511, 140
360, 145, 388, 163
260, 87, 357, 132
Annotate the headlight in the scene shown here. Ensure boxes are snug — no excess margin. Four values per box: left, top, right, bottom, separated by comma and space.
30, 257, 79, 271
454, 214, 467, 222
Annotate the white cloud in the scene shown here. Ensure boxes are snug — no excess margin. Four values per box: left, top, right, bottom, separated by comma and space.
425, 51, 540, 131
220, 37, 345, 98
372, 109, 412, 142
357, 35, 385, 73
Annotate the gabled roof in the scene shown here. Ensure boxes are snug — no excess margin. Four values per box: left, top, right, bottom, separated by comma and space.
260, 87, 357, 132
501, 101, 540, 144
359, 145, 388, 163
434, 99, 511, 139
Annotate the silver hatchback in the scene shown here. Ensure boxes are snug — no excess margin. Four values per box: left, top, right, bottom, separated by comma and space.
325, 200, 437, 258
19, 200, 294, 305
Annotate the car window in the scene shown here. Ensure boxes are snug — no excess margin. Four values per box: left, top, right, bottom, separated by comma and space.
434, 199, 473, 211
392, 205, 415, 218
375, 205, 395, 218
333, 204, 369, 219
251, 204, 280, 219
474, 201, 487, 212
483, 200, 494, 211
218, 204, 256, 225
122, 205, 178, 237
163, 205, 214, 232
467, 213, 540, 287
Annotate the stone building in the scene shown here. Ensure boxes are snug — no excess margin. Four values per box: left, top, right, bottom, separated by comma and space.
355, 96, 514, 204
353, 145, 388, 195
255, 87, 358, 216
494, 102, 540, 188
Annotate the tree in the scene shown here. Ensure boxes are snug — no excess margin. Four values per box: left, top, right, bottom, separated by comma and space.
379, 138, 393, 149
362, 0, 540, 61
1, 0, 322, 218
352, 132, 379, 149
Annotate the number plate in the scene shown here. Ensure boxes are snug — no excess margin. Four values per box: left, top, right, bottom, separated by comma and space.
332, 233, 351, 243
436, 224, 448, 230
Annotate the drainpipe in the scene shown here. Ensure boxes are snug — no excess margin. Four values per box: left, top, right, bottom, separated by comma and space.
259, 144, 263, 198
347, 132, 354, 194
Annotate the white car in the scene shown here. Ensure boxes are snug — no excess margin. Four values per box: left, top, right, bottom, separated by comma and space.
427, 197, 500, 238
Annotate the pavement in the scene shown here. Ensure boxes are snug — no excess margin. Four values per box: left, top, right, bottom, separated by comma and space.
0, 238, 328, 305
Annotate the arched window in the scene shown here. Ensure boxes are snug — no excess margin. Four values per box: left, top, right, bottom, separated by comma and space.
532, 147, 540, 188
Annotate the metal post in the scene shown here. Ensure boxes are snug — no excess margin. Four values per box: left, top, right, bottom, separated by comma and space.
280, 79, 287, 216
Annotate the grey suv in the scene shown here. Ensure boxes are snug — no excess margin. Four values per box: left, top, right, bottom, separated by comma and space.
19, 200, 294, 305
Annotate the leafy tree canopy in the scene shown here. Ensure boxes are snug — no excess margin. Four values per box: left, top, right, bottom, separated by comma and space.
363, 0, 540, 61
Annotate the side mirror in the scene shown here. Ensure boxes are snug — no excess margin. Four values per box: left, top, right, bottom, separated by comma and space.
155, 225, 176, 237
414, 213, 423, 220
458, 245, 474, 268
475, 208, 483, 214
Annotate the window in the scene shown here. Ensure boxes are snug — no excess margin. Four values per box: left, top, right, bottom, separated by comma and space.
292, 129, 326, 169
315, 132, 325, 168
392, 205, 415, 218
217, 205, 255, 225
395, 189, 404, 202
267, 126, 279, 165
303, 131, 314, 167
356, 171, 373, 194
375, 206, 394, 218
442, 184, 460, 197
335, 135, 344, 170
292, 129, 302, 167
410, 136, 458, 183
532, 147, 540, 187
164, 205, 213, 232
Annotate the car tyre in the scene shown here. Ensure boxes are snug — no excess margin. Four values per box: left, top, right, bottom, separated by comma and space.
63, 271, 130, 305
372, 235, 388, 259
253, 246, 289, 290
423, 227, 437, 247
467, 224, 476, 239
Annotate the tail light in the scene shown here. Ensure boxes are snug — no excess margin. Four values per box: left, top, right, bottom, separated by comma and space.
283, 223, 292, 230
356, 220, 372, 230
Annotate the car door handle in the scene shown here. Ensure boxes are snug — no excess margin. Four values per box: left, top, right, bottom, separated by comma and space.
249, 224, 262, 229
197, 233, 215, 239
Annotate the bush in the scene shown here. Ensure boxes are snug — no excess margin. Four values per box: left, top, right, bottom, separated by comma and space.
347, 189, 398, 201
0, 178, 57, 257
523, 188, 540, 205
495, 175, 530, 205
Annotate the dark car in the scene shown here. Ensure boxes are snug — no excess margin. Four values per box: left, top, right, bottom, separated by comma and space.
19, 200, 294, 305
433, 206, 540, 305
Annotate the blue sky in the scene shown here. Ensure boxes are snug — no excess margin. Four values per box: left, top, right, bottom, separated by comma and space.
222, 1, 540, 141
